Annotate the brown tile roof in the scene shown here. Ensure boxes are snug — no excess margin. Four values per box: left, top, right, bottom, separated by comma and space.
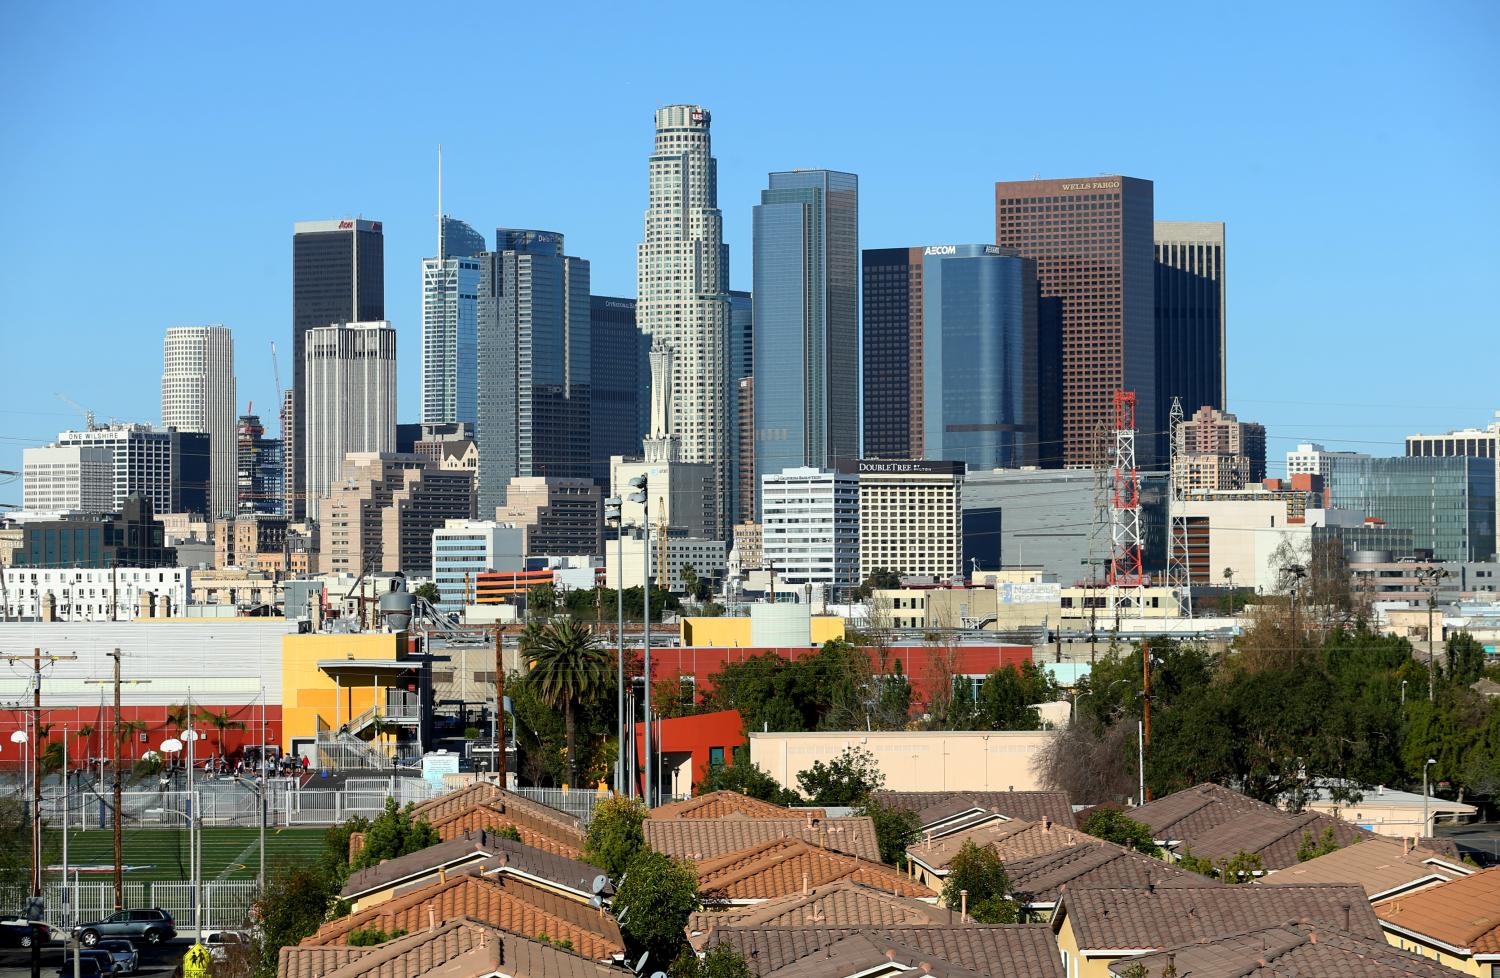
426, 802, 586, 858
279, 917, 619, 978
645, 816, 880, 862
686, 881, 951, 949
1055, 883, 1382, 952
651, 791, 825, 821
1375, 865, 1500, 954
872, 791, 1074, 829
300, 873, 624, 962
760, 933, 989, 978
1181, 809, 1376, 870
703, 924, 1063, 978
1106, 923, 1467, 978
342, 831, 492, 899
907, 818, 1097, 874
695, 838, 934, 903
1004, 843, 1207, 905
1126, 783, 1283, 845
1259, 835, 1472, 899
408, 781, 582, 833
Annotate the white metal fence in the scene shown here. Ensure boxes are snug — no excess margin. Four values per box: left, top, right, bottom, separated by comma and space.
0, 881, 255, 932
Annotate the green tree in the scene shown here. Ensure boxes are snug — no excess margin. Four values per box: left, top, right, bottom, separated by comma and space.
959, 661, 1059, 731
796, 745, 885, 806
694, 746, 800, 804
347, 926, 406, 946
250, 864, 339, 978
856, 567, 902, 599
858, 796, 922, 866
584, 796, 647, 879
1296, 826, 1341, 862
200, 707, 247, 758
1081, 809, 1161, 857
941, 841, 1019, 923
679, 564, 711, 602
0, 797, 30, 893
1445, 632, 1487, 685
349, 798, 439, 871
522, 618, 613, 787
527, 582, 558, 616
412, 581, 441, 606
612, 849, 700, 967
1176, 848, 1263, 883
669, 943, 756, 978
320, 816, 372, 885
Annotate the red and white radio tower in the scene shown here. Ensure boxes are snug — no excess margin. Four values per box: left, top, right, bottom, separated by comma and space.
1108, 392, 1145, 607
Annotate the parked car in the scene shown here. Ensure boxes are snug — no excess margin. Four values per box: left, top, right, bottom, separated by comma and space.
93, 940, 139, 974
202, 930, 251, 962
71, 909, 175, 947
56, 954, 106, 977
0, 917, 51, 948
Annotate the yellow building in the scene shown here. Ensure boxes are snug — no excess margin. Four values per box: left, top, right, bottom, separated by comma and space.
280, 632, 422, 755
679, 615, 845, 647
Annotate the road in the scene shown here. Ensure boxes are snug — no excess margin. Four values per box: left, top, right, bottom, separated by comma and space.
0, 940, 185, 978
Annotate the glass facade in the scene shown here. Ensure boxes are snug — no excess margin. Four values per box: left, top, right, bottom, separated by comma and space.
861, 247, 923, 460
421, 217, 486, 427
1325, 456, 1497, 562
920, 245, 1039, 472
752, 171, 859, 512
589, 295, 646, 487
1154, 222, 1227, 463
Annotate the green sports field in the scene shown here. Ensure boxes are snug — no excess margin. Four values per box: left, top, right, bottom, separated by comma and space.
47, 827, 327, 883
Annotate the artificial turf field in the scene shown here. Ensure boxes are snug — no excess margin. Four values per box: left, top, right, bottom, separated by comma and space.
47, 827, 327, 882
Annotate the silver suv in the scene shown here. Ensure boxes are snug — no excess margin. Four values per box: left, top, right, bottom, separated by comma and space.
72, 910, 175, 947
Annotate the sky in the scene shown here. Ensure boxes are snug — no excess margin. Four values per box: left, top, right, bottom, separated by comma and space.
1, 1, 1498, 507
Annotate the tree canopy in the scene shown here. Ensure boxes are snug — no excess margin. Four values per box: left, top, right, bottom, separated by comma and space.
796, 745, 885, 806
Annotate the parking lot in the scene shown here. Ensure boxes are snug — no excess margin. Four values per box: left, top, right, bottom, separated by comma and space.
0, 940, 186, 978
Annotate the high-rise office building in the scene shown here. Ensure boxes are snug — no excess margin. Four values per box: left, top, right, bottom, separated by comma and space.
291, 218, 384, 519
420, 217, 486, 427
22, 445, 113, 513
236, 413, 284, 515
1406, 416, 1500, 527
752, 170, 859, 507
161, 325, 236, 517
848, 459, 965, 583
728, 290, 753, 523
1323, 456, 1496, 563
303, 322, 397, 518
760, 467, 860, 594
55, 424, 208, 516
636, 104, 731, 537
474, 230, 591, 513
861, 247, 924, 460
1155, 222, 1227, 463
320, 452, 474, 576
1173, 405, 1266, 491
590, 295, 647, 487
995, 176, 1156, 467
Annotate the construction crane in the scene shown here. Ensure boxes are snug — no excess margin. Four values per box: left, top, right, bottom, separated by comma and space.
54, 392, 98, 431
270, 341, 283, 401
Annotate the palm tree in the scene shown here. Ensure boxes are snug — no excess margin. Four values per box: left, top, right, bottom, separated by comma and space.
77, 725, 96, 770
520, 618, 612, 788
200, 708, 246, 759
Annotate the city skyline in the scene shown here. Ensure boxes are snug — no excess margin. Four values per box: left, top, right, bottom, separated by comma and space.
2, 4, 1498, 507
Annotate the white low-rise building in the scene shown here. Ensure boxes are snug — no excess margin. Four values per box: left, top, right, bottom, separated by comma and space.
430, 520, 525, 610
761, 467, 859, 596
3, 567, 191, 621
605, 533, 726, 593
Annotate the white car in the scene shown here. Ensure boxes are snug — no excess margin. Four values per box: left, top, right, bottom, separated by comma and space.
201, 931, 251, 962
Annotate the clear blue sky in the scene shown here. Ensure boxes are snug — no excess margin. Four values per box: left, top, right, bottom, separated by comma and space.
2, 2, 1497, 506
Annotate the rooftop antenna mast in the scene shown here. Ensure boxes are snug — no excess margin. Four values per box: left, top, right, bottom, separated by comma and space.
1108, 391, 1145, 618
1167, 397, 1193, 617
437, 144, 444, 262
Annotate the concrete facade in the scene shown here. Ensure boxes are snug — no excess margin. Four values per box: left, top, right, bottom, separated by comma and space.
750, 729, 1053, 794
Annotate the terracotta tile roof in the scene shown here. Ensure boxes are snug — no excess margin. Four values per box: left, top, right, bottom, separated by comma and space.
703, 924, 1063, 978
408, 781, 582, 834
279, 917, 618, 978
1055, 882, 1381, 951
1004, 843, 1206, 904
646, 816, 880, 862
1375, 865, 1500, 954
651, 791, 825, 821
907, 818, 1097, 874
695, 838, 934, 903
300, 873, 624, 962
1106, 923, 1467, 978
1259, 835, 1472, 899
872, 791, 1074, 829
760, 933, 989, 978
686, 881, 951, 949
426, 803, 586, 858
1126, 783, 1282, 845
1181, 809, 1376, 870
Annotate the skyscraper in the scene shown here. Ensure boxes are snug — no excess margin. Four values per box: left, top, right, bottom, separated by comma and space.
1155, 221, 1227, 463
161, 325, 236, 517
303, 322, 397, 517
291, 218, 384, 519
861, 247, 924, 460
474, 230, 591, 513
752, 170, 859, 506
995, 177, 1155, 468
590, 295, 647, 487
421, 217, 486, 426
236, 413, 284, 515
728, 290, 753, 523
636, 104, 731, 537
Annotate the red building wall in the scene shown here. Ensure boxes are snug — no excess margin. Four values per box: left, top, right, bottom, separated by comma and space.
630, 708, 745, 795
0, 704, 283, 774
643, 644, 1031, 712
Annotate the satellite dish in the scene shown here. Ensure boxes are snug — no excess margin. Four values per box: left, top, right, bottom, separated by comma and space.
592, 874, 610, 894
633, 951, 650, 974
650, 973, 668, 978
590, 894, 604, 909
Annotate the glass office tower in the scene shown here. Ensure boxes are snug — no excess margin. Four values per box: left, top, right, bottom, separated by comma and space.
421, 216, 487, 426
751, 170, 859, 509
920, 245, 1039, 471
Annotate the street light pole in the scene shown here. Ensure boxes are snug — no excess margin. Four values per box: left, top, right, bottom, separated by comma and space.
605, 497, 625, 797
1422, 568, 1447, 703
1423, 757, 1437, 838
627, 476, 652, 807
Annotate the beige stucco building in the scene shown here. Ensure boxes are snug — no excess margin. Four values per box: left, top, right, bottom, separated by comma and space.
748, 729, 1053, 794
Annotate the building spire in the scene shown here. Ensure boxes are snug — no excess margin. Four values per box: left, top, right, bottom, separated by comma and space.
437, 144, 444, 262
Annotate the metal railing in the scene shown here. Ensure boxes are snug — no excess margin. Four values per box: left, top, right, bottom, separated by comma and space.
0, 881, 254, 933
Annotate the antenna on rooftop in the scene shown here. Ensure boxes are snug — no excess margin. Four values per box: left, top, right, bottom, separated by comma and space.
437, 144, 444, 262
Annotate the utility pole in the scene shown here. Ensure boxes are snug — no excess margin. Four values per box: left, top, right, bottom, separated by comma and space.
85, 653, 147, 911
492, 626, 506, 785
1141, 639, 1151, 802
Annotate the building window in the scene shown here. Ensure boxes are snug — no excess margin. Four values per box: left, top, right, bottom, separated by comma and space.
709, 746, 725, 768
